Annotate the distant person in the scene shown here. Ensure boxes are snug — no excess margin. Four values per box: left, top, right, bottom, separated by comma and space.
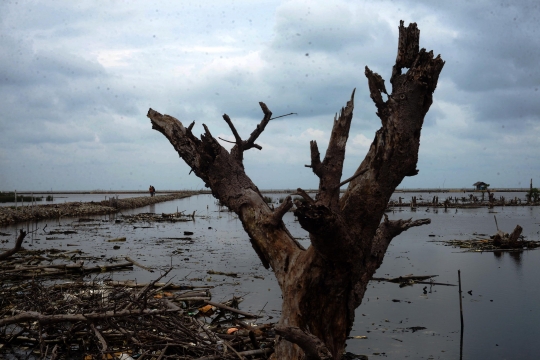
151, 185, 156, 197
149, 185, 155, 197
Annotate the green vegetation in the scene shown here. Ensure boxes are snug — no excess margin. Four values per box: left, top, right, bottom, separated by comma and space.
293, 196, 307, 204
0, 192, 43, 203
46, 195, 54, 201
263, 196, 273, 203
527, 188, 540, 202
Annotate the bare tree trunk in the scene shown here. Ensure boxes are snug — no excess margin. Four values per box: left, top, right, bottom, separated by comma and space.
147, 21, 443, 360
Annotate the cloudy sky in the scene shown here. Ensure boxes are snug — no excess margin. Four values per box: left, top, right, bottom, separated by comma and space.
0, 0, 539, 191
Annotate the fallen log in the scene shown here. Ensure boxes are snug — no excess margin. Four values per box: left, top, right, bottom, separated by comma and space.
371, 275, 438, 283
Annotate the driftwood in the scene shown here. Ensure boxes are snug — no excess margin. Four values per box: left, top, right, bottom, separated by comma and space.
0, 229, 26, 260
1, 231, 281, 359
0, 271, 275, 359
207, 270, 238, 277
105, 280, 213, 290
371, 274, 456, 286
125, 256, 154, 272
438, 225, 533, 252
0, 304, 180, 327
204, 300, 260, 318
372, 274, 437, 283
275, 326, 332, 360
1, 261, 133, 279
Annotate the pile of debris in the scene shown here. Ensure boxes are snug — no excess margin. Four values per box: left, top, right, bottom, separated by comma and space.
433, 224, 540, 252
0, 232, 275, 359
118, 211, 196, 224
0, 193, 195, 227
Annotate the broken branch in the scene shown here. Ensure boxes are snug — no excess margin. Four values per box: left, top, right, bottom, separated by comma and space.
222, 114, 243, 145
269, 112, 297, 120
295, 188, 316, 205
271, 195, 293, 225
338, 168, 368, 188
245, 102, 272, 150
0, 230, 26, 261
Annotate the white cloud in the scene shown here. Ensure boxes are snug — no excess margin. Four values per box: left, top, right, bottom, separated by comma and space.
351, 133, 371, 148
96, 49, 140, 68
0, 0, 539, 190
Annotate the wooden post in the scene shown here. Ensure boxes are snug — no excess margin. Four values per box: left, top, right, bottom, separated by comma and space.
458, 270, 464, 328
459, 269, 464, 359
14, 190, 17, 209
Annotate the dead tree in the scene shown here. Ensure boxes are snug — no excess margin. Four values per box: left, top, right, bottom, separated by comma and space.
147, 21, 444, 360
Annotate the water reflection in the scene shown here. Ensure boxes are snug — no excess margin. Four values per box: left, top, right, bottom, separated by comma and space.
492, 250, 522, 268
2, 194, 540, 359
508, 250, 522, 267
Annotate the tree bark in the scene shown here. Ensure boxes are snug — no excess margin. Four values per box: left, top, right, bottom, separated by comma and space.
147, 21, 443, 359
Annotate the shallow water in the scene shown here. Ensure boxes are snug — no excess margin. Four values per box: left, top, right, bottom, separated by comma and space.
1, 194, 539, 359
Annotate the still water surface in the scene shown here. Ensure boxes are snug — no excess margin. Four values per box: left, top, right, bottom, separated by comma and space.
1, 193, 539, 359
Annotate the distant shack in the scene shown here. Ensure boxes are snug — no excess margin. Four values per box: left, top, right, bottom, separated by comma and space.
473, 181, 490, 191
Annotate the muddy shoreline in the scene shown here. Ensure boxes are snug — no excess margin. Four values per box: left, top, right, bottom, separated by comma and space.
0, 192, 196, 226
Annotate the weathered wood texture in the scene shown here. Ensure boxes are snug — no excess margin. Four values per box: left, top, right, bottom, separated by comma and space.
148, 21, 444, 360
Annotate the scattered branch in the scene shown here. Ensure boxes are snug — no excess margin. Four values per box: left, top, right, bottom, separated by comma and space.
125, 256, 154, 272
269, 112, 297, 120
90, 322, 108, 352
338, 168, 368, 188
0, 306, 180, 327
0, 229, 26, 260
223, 114, 243, 145
218, 137, 236, 144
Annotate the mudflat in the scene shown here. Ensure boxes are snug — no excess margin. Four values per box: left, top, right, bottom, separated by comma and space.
0, 192, 194, 226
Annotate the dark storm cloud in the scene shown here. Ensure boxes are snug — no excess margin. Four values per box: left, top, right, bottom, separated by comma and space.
1, 0, 539, 190
169, 1, 397, 126
270, 3, 391, 53
0, 31, 140, 149
407, 0, 540, 135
